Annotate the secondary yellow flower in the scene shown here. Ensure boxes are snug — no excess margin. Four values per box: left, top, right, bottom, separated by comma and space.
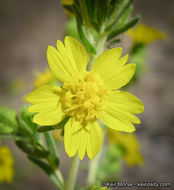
26, 36, 144, 160
107, 129, 143, 166
34, 69, 56, 88
0, 145, 14, 183
127, 23, 166, 44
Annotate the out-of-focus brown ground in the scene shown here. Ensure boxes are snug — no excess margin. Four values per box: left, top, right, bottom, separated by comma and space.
0, 0, 174, 189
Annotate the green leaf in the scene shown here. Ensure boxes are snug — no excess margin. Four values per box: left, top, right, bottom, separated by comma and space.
107, 38, 121, 48
44, 132, 59, 168
85, 0, 97, 26
107, 16, 140, 41
20, 105, 38, 132
0, 134, 23, 140
16, 140, 50, 158
115, 4, 133, 29
77, 21, 97, 54
37, 125, 56, 133
55, 116, 70, 129
28, 156, 63, 189
18, 119, 34, 138
105, 0, 132, 32
63, 5, 74, 14
96, 0, 108, 25
107, 0, 122, 20
106, 0, 122, 27
0, 106, 18, 134
72, 5, 97, 54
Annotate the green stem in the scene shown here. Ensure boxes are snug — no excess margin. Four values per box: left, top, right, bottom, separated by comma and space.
79, 0, 94, 42
87, 152, 101, 185
65, 155, 80, 190
88, 25, 107, 70
79, 0, 91, 30
49, 170, 63, 189
44, 132, 58, 159
44, 132, 64, 188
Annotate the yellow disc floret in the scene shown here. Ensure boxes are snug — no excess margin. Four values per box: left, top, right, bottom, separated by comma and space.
61, 72, 108, 124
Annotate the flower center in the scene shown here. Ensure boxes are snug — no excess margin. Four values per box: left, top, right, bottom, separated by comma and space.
61, 72, 108, 124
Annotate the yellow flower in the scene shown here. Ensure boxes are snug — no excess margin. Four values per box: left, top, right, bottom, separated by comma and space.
107, 129, 143, 166
127, 23, 166, 44
26, 36, 144, 160
34, 69, 56, 88
0, 145, 14, 183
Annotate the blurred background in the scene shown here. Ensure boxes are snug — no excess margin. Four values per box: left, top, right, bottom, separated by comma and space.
0, 0, 174, 189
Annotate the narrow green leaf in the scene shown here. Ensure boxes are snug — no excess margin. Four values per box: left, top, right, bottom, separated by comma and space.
107, 38, 121, 48
28, 156, 63, 189
55, 116, 70, 129
96, 0, 108, 25
20, 105, 38, 132
0, 106, 18, 134
44, 132, 59, 168
37, 125, 55, 133
105, 0, 132, 32
0, 134, 23, 141
63, 5, 74, 14
72, 5, 97, 54
18, 119, 34, 138
115, 4, 133, 29
77, 20, 97, 54
16, 140, 50, 158
107, 16, 140, 41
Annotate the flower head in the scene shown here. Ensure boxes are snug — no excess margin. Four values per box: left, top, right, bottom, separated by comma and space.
107, 129, 143, 166
0, 144, 14, 183
26, 36, 144, 160
127, 23, 166, 45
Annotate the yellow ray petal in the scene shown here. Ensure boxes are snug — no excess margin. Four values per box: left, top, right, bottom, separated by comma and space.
47, 37, 88, 82
64, 117, 103, 160
26, 85, 61, 104
107, 90, 144, 114
47, 46, 72, 82
86, 121, 103, 159
100, 111, 135, 133
104, 102, 141, 124
92, 48, 134, 89
64, 36, 88, 73
106, 63, 136, 90
28, 101, 60, 113
33, 107, 64, 126
26, 85, 64, 125
92, 47, 122, 75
